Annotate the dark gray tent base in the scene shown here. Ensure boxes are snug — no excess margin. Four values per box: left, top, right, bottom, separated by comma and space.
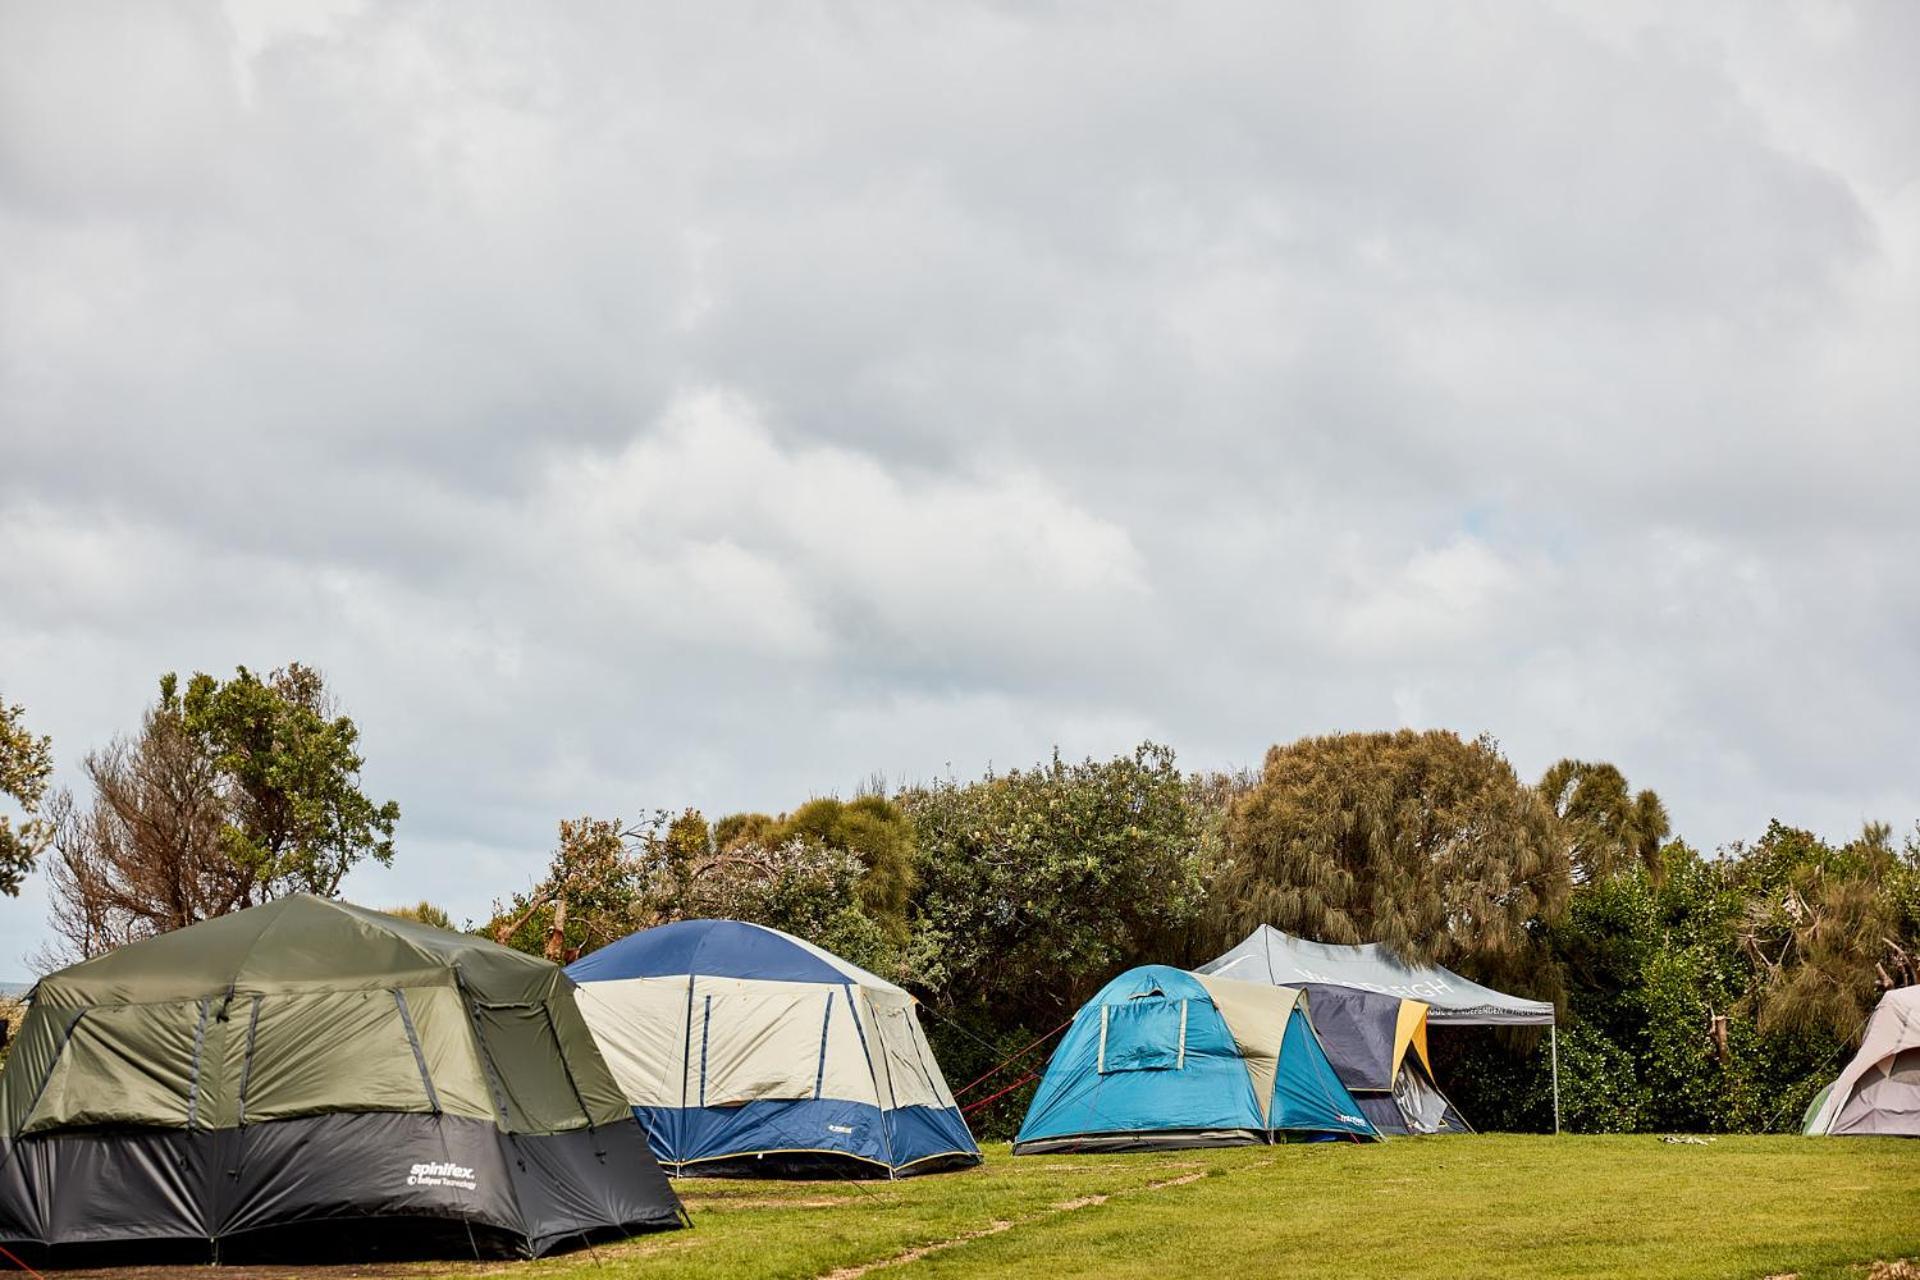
0, 1111, 685, 1265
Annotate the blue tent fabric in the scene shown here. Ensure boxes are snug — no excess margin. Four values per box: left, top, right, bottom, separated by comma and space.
567, 918, 867, 986
1272, 1007, 1371, 1134
1013, 965, 1377, 1152
567, 920, 980, 1177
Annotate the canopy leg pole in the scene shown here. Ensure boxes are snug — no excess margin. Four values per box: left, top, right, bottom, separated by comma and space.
1550, 1023, 1561, 1135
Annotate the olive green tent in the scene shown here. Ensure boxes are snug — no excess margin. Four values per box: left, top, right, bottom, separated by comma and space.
0, 895, 685, 1263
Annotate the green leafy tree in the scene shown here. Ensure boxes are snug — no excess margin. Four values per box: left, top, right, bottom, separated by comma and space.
489, 815, 656, 959
41, 667, 399, 959
1447, 828, 1912, 1135
1551, 845, 1769, 1131
903, 742, 1205, 1023
713, 811, 778, 850
488, 807, 898, 974
1539, 759, 1671, 884
0, 695, 54, 897
683, 835, 885, 970
179, 664, 400, 898
763, 795, 916, 944
663, 809, 714, 866
1214, 730, 1569, 995
0, 996, 23, 1070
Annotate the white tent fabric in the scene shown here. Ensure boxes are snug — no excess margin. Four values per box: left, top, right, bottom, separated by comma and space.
565, 920, 980, 1175
1806, 985, 1920, 1137
1199, 926, 1555, 1026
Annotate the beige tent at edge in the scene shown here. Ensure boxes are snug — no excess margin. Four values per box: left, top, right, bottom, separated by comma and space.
1804, 985, 1920, 1137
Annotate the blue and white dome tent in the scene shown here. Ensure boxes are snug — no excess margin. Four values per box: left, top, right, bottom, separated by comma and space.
566, 919, 981, 1177
1012, 965, 1379, 1153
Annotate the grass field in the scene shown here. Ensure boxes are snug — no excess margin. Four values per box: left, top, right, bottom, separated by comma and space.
62, 1135, 1919, 1280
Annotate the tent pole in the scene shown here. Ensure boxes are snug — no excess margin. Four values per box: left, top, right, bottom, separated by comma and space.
1550, 1023, 1561, 1135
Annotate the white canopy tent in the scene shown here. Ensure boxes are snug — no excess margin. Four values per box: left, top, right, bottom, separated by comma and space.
1200, 925, 1562, 1130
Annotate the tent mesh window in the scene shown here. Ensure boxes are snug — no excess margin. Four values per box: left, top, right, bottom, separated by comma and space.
1098, 997, 1188, 1074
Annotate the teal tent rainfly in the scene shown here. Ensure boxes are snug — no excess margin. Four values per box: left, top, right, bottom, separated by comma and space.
1012, 965, 1379, 1153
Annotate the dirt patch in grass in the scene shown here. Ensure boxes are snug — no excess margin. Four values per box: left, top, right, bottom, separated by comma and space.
1050, 1195, 1110, 1210
1866, 1262, 1920, 1280
1145, 1172, 1207, 1190
818, 1220, 1016, 1280
812, 1154, 1221, 1277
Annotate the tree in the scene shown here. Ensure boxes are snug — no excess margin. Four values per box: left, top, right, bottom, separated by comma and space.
758, 795, 916, 944
1213, 730, 1569, 994
0, 996, 22, 1070
1539, 842, 1769, 1132
714, 811, 778, 850
41, 667, 400, 959
902, 743, 1205, 1024
488, 806, 898, 973
1446, 820, 1920, 1136
1539, 759, 1671, 883
489, 815, 657, 960
43, 698, 247, 958
385, 900, 453, 930
0, 695, 54, 897
179, 664, 400, 897
1737, 821, 1919, 1041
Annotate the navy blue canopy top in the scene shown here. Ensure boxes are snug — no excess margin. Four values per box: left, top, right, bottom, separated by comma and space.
566, 918, 901, 990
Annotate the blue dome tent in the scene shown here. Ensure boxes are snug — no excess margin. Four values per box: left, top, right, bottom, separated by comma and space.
1013, 965, 1378, 1153
567, 919, 980, 1177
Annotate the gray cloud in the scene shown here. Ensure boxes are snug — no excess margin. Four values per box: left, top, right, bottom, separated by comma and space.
2, 0, 1916, 970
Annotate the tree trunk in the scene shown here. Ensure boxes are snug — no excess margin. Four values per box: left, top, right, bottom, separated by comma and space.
545, 895, 567, 964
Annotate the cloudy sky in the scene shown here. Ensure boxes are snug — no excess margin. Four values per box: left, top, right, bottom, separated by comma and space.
2, 1, 1916, 974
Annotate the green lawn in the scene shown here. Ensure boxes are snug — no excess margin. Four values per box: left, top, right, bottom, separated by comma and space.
459, 1135, 1919, 1280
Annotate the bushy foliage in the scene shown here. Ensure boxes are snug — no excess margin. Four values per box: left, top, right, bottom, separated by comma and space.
0, 696, 54, 898
901, 742, 1205, 1026
0, 997, 22, 1070
1213, 730, 1568, 999
384, 900, 454, 930
895, 744, 1208, 1138
1734, 821, 1919, 1040
486, 799, 911, 978
767, 796, 917, 944
22, 685, 1918, 1144
1540, 758, 1671, 884
1449, 831, 1916, 1134
177, 665, 401, 897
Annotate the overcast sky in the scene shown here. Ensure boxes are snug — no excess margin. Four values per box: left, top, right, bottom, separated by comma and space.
2, 1, 1917, 975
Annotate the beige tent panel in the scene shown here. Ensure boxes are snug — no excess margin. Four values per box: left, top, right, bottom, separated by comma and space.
868, 992, 953, 1111
1192, 973, 1302, 1125
575, 976, 693, 1109
695, 977, 839, 1106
